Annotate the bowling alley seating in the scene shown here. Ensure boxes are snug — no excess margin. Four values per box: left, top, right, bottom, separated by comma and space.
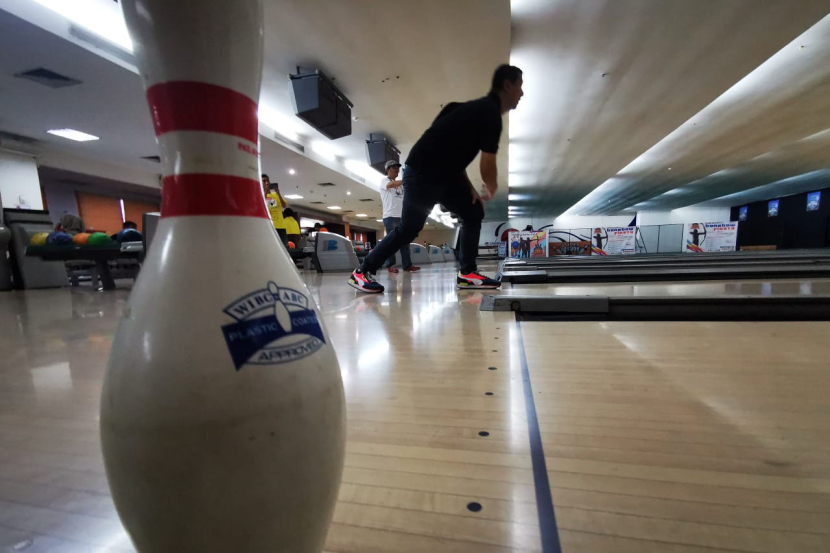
409, 243, 430, 265
313, 231, 359, 272
3, 208, 68, 289
441, 245, 456, 262
427, 245, 444, 263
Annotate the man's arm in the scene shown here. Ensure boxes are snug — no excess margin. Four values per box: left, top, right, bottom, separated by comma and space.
462, 172, 484, 204
479, 152, 498, 199
276, 189, 287, 208
385, 180, 403, 190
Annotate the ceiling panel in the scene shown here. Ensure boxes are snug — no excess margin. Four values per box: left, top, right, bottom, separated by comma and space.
508, 0, 830, 218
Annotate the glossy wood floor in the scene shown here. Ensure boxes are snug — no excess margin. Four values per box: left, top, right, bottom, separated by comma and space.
0, 265, 829, 552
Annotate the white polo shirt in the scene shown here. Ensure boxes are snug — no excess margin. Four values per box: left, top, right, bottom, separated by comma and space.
380, 177, 404, 219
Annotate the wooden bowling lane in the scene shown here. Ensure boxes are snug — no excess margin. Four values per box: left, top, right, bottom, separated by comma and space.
3, 266, 830, 552
520, 320, 830, 553
318, 268, 541, 552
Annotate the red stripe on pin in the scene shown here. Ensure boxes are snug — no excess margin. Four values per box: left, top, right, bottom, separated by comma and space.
162, 174, 269, 219
147, 82, 258, 143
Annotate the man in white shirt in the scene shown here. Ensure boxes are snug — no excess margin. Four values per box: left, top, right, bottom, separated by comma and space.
380, 160, 419, 273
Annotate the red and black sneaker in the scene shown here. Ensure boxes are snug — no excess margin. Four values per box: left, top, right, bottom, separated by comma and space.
387, 266, 399, 273
348, 270, 384, 293
403, 266, 421, 272
457, 270, 501, 289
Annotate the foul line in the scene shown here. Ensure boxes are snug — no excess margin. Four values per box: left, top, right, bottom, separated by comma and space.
516, 320, 563, 553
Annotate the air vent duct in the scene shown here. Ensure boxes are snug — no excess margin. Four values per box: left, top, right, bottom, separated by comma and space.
14, 68, 82, 88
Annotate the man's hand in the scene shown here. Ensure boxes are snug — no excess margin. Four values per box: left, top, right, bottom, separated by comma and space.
479, 186, 493, 202
472, 186, 484, 205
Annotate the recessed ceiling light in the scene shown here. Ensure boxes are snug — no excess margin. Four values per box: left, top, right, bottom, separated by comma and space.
47, 128, 99, 142
346, 191, 352, 195
288, 168, 296, 175
327, 206, 341, 210
284, 194, 303, 200
668, 167, 672, 171
356, 213, 367, 217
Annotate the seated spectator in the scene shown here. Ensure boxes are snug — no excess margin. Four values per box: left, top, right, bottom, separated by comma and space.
282, 208, 301, 248
55, 213, 84, 233
112, 221, 142, 242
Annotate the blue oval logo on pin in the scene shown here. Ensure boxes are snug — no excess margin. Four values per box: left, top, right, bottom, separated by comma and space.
220, 282, 326, 370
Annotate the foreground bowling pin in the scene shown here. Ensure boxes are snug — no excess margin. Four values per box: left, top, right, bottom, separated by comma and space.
100, 1, 345, 551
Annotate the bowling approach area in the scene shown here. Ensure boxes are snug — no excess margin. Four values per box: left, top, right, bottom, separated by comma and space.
2, 265, 830, 552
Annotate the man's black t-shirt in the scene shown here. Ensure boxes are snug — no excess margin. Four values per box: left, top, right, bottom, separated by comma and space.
406, 92, 502, 177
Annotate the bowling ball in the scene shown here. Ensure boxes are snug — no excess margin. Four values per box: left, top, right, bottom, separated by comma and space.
46, 232, 74, 246
73, 233, 91, 245
29, 232, 49, 246
116, 228, 143, 243
287, 241, 296, 249
87, 232, 113, 246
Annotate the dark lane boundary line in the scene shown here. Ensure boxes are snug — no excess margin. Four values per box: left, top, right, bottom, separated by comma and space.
516, 320, 563, 553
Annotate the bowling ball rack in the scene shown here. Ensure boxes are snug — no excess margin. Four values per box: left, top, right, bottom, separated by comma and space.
26, 244, 142, 290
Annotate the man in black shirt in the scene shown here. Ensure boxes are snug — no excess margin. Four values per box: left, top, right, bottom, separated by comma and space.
349, 64, 523, 293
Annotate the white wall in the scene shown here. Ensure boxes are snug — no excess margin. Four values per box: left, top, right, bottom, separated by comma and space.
37, 150, 161, 190
42, 184, 80, 225
0, 150, 42, 210
415, 226, 457, 246
551, 214, 636, 229
637, 206, 731, 227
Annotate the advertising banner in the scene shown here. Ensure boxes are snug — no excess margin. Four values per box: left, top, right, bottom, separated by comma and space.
590, 227, 636, 256
684, 222, 738, 253
768, 199, 779, 217
807, 191, 821, 212
738, 206, 748, 221
548, 229, 590, 256
508, 230, 548, 258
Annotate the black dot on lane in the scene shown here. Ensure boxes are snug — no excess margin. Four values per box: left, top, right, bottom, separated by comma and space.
467, 502, 483, 512
488, 366, 498, 371
485, 392, 494, 396
479, 431, 490, 437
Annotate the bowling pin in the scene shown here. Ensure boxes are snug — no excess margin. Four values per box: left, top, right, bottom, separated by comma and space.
100, 1, 345, 551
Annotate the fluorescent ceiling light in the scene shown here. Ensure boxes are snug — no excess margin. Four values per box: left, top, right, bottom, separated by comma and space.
376, 219, 383, 222
47, 128, 99, 142
258, 106, 302, 142
284, 194, 303, 200
344, 159, 379, 182
312, 141, 339, 160
33, 0, 133, 52
356, 213, 368, 217
327, 205, 341, 210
